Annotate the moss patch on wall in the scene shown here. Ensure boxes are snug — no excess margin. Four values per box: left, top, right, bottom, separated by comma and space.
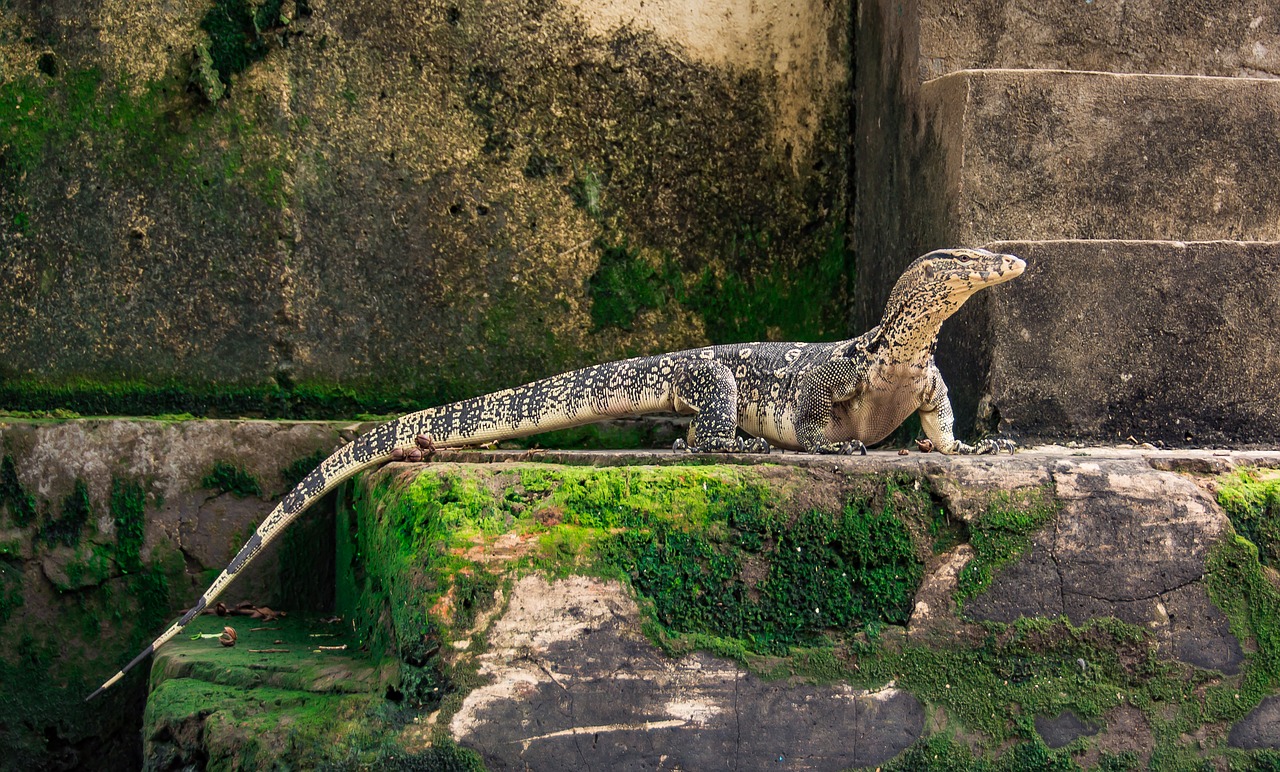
201, 460, 264, 498
1217, 468, 1280, 571
341, 464, 941, 718
0, 454, 38, 528
956, 486, 1059, 606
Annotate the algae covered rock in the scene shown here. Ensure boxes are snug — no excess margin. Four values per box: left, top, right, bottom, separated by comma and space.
0, 419, 361, 769
314, 450, 1280, 769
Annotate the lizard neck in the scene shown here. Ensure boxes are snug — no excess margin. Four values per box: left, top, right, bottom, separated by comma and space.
872, 290, 970, 368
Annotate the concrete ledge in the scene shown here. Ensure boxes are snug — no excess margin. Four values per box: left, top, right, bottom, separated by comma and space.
937, 240, 1280, 445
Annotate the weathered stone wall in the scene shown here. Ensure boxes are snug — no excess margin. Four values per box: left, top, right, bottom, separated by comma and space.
0, 0, 851, 414
852, 0, 1280, 446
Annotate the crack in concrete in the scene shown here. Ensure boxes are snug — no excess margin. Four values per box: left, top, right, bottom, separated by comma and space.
1061, 573, 1204, 606
1047, 465, 1067, 615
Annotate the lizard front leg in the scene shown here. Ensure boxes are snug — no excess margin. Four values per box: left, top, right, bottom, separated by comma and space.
794, 360, 867, 455
916, 365, 1014, 455
669, 359, 769, 453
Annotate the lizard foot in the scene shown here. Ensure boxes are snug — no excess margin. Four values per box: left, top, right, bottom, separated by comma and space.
675, 436, 741, 453
957, 438, 1017, 455
390, 434, 438, 462
815, 440, 867, 456
978, 438, 1017, 455
673, 436, 770, 454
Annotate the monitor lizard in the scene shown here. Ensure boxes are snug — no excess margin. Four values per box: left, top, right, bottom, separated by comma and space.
88, 246, 1024, 699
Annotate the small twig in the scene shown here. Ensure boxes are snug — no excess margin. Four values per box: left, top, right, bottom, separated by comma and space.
316, 644, 348, 651
249, 648, 290, 653
250, 626, 280, 632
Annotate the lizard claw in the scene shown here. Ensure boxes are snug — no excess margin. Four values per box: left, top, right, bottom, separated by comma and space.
674, 436, 771, 454
816, 440, 867, 456
965, 438, 1018, 455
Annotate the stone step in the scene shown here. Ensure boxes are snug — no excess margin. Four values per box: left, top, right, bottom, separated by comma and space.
919, 0, 1280, 80
921, 68, 1280, 245
936, 239, 1280, 445
855, 67, 1280, 333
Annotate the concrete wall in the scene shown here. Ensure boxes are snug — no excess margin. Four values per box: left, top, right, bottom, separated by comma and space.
0, 0, 851, 413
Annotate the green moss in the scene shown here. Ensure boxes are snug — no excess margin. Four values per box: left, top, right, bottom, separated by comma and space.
1204, 534, 1280, 716
1217, 469, 1280, 571
689, 224, 852, 344
198, 0, 286, 91
883, 733, 1083, 771
0, 455, 38, 528
584, 225, 853, 343
202, 461, 263, 498
604, 492, 922, 654
145, 678, 402, 770
111, 477, 146, 573
587, 239, 683, 331
38, 479, 91, 547
451, 570, 499, 631
956, 487, 1059, 606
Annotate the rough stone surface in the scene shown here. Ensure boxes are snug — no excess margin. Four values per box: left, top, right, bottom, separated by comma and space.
963, 457, 1246, 674
1035, 710, 1102, 750
919, 0, 1280, 80
451, 575, 924, 771
1229, 695, 1280, 750
0, 0, 851, 407
0, 419, 363, 606
936, 239, 1280, 445
920, 70, 1280, 245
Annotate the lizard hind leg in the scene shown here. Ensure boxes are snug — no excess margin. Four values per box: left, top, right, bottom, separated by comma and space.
670, 359, 743, 453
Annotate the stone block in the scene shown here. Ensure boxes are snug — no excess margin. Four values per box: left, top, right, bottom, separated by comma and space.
937, 239, 1280, 445
855, 68, 1280, 339
919, 0, 1280, 80
921, 69, 1280, 245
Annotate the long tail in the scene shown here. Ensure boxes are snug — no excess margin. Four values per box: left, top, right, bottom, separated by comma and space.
87, 357, 677, 699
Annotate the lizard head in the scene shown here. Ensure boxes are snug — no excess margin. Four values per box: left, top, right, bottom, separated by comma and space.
911, 247, 1026, 295
876, 247, 1025, 355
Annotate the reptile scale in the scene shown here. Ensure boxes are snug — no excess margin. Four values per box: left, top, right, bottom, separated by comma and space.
88, 246, 1025, 699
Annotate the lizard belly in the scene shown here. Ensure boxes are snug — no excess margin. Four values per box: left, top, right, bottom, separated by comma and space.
739, 406, 803, 450
832, 366, 928, 445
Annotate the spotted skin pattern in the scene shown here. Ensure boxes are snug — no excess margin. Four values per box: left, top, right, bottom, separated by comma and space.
87, 247, 1024, 699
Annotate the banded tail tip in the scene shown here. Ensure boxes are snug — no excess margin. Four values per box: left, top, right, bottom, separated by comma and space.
85, 643, 155, 701
85, 671, 124, 702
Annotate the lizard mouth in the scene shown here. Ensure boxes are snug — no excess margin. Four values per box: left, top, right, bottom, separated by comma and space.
969, 254, 1025, 286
